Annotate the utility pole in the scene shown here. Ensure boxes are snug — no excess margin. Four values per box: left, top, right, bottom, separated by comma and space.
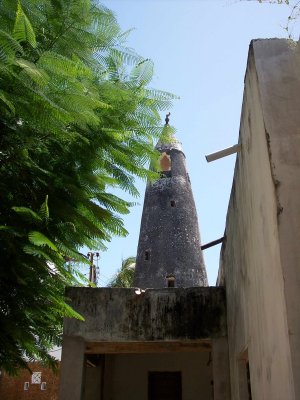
87, 252, 100, 286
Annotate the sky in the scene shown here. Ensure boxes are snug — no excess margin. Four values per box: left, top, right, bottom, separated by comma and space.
90, 0, 299, 287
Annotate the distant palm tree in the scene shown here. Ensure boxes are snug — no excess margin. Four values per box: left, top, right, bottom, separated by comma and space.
109, 257, 136, 287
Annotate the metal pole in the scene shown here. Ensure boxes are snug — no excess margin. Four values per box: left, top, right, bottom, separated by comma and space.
201, 237, 224, 250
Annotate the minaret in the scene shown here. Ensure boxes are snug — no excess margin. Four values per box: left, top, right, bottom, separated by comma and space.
134, 114, 208, 288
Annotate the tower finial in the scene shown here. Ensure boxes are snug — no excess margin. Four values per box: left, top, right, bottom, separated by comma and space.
165, 112, 171, 126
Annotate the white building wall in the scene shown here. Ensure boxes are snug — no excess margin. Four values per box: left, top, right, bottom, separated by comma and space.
219, 39, 298, 400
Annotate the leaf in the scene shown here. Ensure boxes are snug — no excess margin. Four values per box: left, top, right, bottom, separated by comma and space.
109, 256, 136, 287
28, 231, 58, 251
15, 58, 49, 87
13, 2, 37, 48
0, 225, 13, 231
50, 295, 85, 320
129, 59, 154, 87
38, 51, 90, 78
39, 195, 49, 220
12, 207, 42, 223
0, 0, 177, 374
0, 91, 15, 114
0, 29, 23, 63
23, 244, 53, 261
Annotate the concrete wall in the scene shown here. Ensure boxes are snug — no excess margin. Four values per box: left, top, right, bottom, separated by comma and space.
212, 338, 231, 400
59, 336, 86, 400
219, 39, 298, 400
60, 287, 226, 399
64, 287, 226, 342
103, 352, 212, 400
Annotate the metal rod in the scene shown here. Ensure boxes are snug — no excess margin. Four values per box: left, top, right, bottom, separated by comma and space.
201, 237, 224, 250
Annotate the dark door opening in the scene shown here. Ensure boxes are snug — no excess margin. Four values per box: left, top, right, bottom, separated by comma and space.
148, 371, 182, 400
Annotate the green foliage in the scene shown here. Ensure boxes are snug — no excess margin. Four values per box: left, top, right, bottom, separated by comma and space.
243, 0, 300, 38
148, 124, 177, 176
109, 257, 136, 288
158, 124, 178, 145
13, 1, 36, 48
0, 0, 177, 373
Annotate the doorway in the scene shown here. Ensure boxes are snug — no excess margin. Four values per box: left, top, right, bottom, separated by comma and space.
148, 371, 182, 400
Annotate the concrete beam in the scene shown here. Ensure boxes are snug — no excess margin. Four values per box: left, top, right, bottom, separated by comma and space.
205, 144, 240, 162
85, 340, 212, 354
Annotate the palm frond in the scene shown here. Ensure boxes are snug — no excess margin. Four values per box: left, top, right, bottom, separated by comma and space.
13, 1, 36, 48
28, 231, 58, 252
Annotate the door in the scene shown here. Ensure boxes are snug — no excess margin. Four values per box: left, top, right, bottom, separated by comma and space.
148, 371, 182, 400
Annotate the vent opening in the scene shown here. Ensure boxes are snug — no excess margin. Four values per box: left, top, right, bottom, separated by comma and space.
145, 250, 150, 261
170, 200, 176, 207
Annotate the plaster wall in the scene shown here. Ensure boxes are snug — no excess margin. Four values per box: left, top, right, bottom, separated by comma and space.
219, 40, 295, 400
252, 39, 300, 398
84, 365, 103, 400
212, 338, 231, 400
103, 352, 212, 400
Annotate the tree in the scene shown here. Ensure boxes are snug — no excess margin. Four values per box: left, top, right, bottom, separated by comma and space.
0, 0, 176, 373
109, 257, 136, 288
242, 0, 300, 37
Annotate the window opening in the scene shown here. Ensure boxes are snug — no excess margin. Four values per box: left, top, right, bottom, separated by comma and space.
41, 382, 47, 391
24, 382, 29, 391
145, 251, 150, 261
159, 152, 171, 172
166, 275, 175, 287
246, 362, 252, 400
170, 200, 176, 207
238, 350, 252, 400
31, 372, 41, 384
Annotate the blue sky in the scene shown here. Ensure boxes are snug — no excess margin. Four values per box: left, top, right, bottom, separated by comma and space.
92, 0, 299, 286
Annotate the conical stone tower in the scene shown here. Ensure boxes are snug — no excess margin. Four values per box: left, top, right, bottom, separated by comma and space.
134, 117, 208, 288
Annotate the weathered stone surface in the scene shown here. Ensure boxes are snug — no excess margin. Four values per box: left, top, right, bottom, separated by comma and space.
64, 287, 226, 341
134, 138, 208, 288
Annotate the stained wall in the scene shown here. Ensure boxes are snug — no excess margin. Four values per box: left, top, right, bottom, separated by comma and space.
219, 39, 300, 400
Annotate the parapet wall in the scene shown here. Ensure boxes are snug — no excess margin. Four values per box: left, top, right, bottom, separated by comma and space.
64, 287, 226, 342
